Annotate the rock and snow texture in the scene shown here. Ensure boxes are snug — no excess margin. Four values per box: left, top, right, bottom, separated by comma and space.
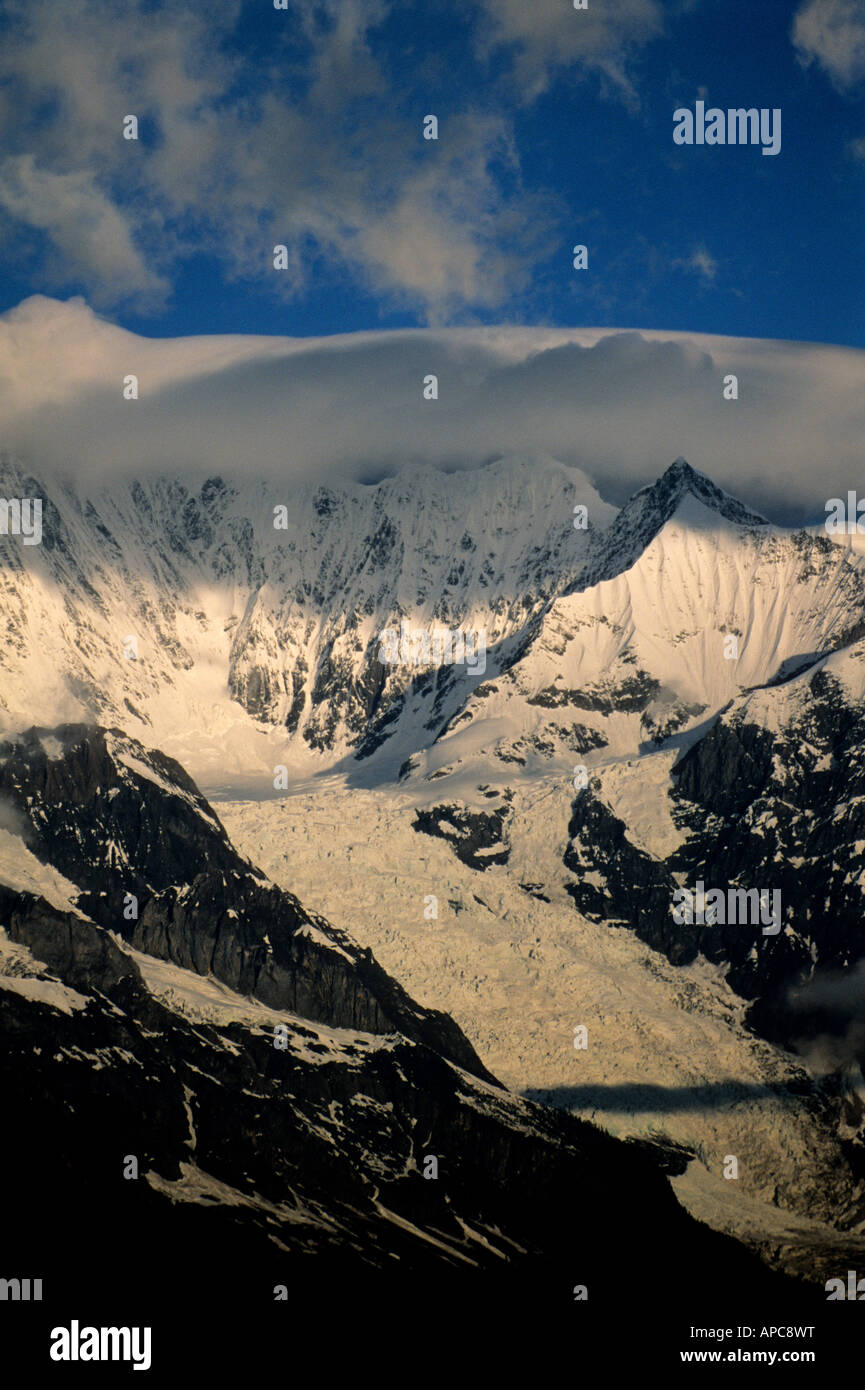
0, 723, 492, 1076
422, 463, 865, 780
0, 720, 802, 1313
2, 451, 865, 1289
220, 776, 865, 1285
0, 453, 612, 788
213, 456, 865, 1282
2, 450, 860, 794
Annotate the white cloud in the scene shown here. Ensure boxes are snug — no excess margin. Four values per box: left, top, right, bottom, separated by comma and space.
472, 0, 665, 107
0, 0, 692, 316
0, 0, 554, 322
0, 156, 169, 310
673, 245, 718, 283
1, 295, 863, 526
792, 0, 865, 92
346, 118, 557, 320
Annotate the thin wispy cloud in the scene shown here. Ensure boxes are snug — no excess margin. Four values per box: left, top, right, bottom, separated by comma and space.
471, 0, 665, 108
0, 156, 169, 311
673, 245, 718, 284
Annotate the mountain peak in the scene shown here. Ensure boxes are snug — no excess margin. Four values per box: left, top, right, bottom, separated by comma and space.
650, 457, 768, 528
665, 455, 701, 483
571, 458, 768, 594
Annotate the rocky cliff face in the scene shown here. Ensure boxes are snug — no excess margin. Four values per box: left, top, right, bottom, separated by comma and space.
4, 451, 865, 1312
557, 639, 865, 1203
563, 640, 865, 1004
0, 723, 491, 1075
0, 720, 805, 1321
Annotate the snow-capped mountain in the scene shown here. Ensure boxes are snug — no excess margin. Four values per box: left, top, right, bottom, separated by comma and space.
422, 459, 865, 778
4, 450, 861, 790
0, 452, 611, 787
0, 720, 803, 1326
4, 447, 865, 1297
209, 455, 865, 1283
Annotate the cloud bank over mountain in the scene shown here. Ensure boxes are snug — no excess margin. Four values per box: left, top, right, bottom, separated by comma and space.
1, 295, 863, 524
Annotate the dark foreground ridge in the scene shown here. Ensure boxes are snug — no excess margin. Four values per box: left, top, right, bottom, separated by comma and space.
0, 723, 490, 1079
0, 722, 818, 1340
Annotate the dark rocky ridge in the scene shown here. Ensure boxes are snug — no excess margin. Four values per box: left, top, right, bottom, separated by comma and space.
562, 654, 865, 1107
0, 724, 492, 1080
0, 873, 810, 1320
0, 727, 812, 1325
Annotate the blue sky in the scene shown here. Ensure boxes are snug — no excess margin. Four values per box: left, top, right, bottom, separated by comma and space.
0, 0, 863, 345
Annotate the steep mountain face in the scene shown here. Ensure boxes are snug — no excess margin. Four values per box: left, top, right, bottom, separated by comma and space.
0, 453, 612, 787
5, 450, 859, 792
0, 723, 489, 1075
390, 459, 865, 1027
566, 638, 865, 1040
4, 448, 865, 1298
0, 721, 803, 1318
4, 451, 864, 1055
421, 464, 865, 778
567, 455, 773, 590
407, 463, 865, 1098
204, 458, 865, 1282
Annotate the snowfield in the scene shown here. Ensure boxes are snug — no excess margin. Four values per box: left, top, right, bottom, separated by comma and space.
220, 769, 865, 1280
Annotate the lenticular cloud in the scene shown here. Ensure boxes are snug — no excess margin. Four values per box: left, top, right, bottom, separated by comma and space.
1, 293, 864, 523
